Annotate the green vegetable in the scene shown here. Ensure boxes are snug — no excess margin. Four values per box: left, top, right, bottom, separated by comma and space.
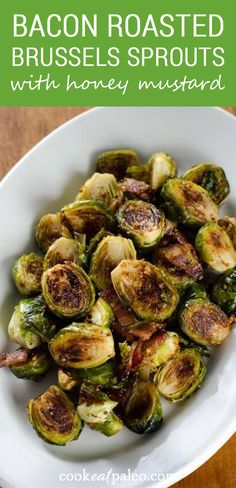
27, 385, 82, 445
111, 259, 179, 321
180, 297, 231, 345
146, 152, 177, 190
155, 348, 206, 402
152, 228, 203, 292
10, 348, 52, 381
183, 163, 230, 205
124, 380, 163, 434
8, 295, 56, 349
77, 382, 117, 424
161, 178, 218, 227
86, 297, 114, 327
97, 149, 140, 180
72, 360, 117, 386
12, 253, 43, 296
42, 262, 95, 319
75, 172, 122, 209
90, 235, 137, 290
212, 267, 236, 315
218, 217, 236, 248
117, 200, 165, 249
58, 369, 80, 391
36, 213, 72, 253
62, 200, 114, 239
43, 237, 86, 270
49, 323, 115, 369
195, 223, 236, 273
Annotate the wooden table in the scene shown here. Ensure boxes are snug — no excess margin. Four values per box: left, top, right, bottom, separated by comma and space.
0, 106, 235, 488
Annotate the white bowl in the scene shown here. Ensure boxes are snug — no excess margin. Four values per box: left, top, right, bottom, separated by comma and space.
0, 107, 236, 488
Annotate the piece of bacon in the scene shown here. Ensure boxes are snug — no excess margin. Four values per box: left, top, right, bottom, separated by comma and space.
0, 348, 30, 368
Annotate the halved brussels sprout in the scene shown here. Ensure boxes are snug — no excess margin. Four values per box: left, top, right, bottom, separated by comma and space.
124, 380, 163, 434
89, 412, 123, 437
97, 149, 140, 180
212, 267, 236, 315
72, 360, 118, 386
58, 369, 80, 391
10, 348, 52, 381
117, 201, 165, 249
42, 263, 95, 319
156, 348, 206, 402
43, 237, 86, 270
86, 297, 114, 327
183, 163, 230, 205
111, 260, 179, 321
218, 217, 236, 248
126, 165, 147, 181
77, 382, 117, 424
90, 236, 137, 290
8, 295, 56, 349
118, 178, 155, 203
146, 152, 177, 190
152, 228, 203, 291
86, 229, 113, 261
181, 282, 208, 302
161, 178, 218, 227
28, 385, 82, 445
75, 172, 122, 210
180, 297, 231, 345
49, 323, 115, 369
12, 253, 43, 296
195, 223, 236, 273
36, 213, 72, 253
62, 200, 114, 239
142, 331, 180, 369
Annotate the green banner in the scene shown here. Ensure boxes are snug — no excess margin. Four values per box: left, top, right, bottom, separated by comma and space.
0, 0, 235, 105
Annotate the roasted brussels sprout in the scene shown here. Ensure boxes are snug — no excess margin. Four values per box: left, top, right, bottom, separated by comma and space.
183, 163, 230, 205
218, 217, 236, 248
86, 297, 114, 328
28, 385, 82, 445
118, 178, 155, 203
156, 348, 206, 402
161, 178, 218, 227
142, 331, 180, 369
12, 253, 43, 296
180, 297, 231, 345
152, 228, 203, 291
126, 165, 147, 181
89, 412, 123, 436
77, 382, 117, 423
10, 348, 52, 381
75, 172, 122, 209
8, 295, 56, 349
90, 235, 137, 290
36, 213, 72, 253
86, 229, 113, 260
43, 237, 86, 270
49, 323, 115, 369
97, 149, 140, 180
124, 380, 163, 434
73, 360, 117, 386
62, 200, 114, 239
195, 223, 236, 273
117, 201, 165, 249
146, 152, 177, 190
42, 262, 95, 319
181, 282, 208, 302
58, 369, 80, 391
111, 260, 179, 321
212, 267, 236, 315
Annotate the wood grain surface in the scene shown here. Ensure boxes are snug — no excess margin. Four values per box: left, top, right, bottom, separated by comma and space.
0, 106, 235, 488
